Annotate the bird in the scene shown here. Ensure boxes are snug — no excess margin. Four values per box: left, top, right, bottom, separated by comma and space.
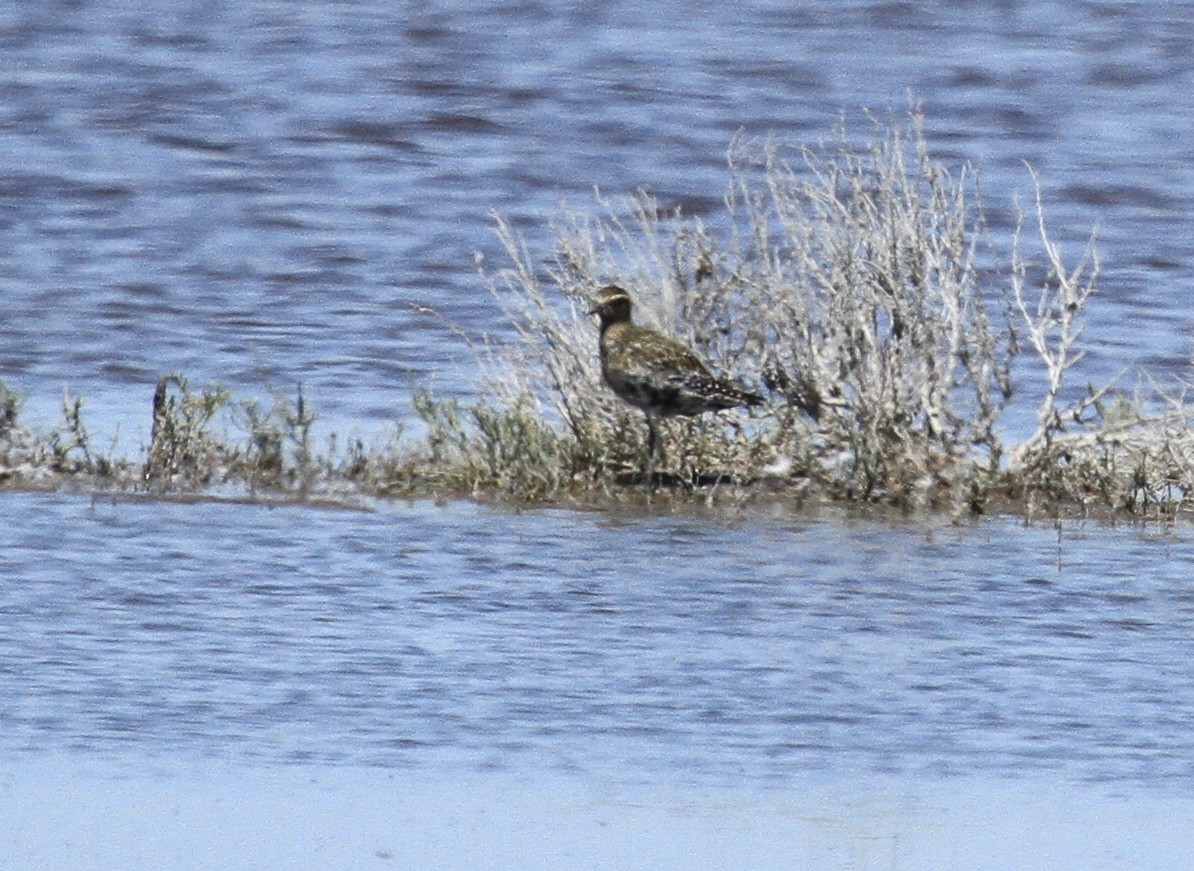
589, 284, 764, 483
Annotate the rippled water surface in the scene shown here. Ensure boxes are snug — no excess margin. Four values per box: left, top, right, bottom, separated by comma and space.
5, 2, 1194, 866
4, 0, 1194, 437
3, 491, 1194, 788
5, 491, 1194, 868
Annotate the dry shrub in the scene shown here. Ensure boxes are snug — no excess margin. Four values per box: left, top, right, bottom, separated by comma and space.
478, 109, 1027, 507
723, 114, 1014, 504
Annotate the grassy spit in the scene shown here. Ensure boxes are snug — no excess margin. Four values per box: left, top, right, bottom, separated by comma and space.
3, 110, 1192, 519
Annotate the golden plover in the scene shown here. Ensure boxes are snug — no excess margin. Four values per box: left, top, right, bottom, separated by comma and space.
590, 284, 763, 481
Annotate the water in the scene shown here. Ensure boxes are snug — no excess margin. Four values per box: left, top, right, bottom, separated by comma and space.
5, 2, 1194, 866
3, 492, 1193, 784
4, 493, 1194, 867
4, 1, 1194, 440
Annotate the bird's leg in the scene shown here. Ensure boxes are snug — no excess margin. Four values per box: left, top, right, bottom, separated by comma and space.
645, 414, 660, 488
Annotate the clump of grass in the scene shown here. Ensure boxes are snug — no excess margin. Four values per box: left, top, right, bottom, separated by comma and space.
0, 379, 20, 439
1005, 375, 1194, 520
145, 374, 233, 487
145, 374, 326, 494
232, 384, 318, 492
46, 389, 103, 475
361, 392, 573, 499
996, 175, 1194, 520
0, 378, 34, 485
0, 382, 127, 486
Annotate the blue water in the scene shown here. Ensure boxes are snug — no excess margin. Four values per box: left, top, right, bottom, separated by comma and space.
3, 1, 1194, 438
4, 3, 1194, 866
3, 492, 1193, 792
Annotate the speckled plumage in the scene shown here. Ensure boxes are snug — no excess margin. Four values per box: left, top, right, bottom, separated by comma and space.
592, 285, 763, 417
590, 284, 763, 478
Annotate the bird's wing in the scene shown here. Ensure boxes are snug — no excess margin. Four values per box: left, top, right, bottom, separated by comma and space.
625, 329, 712, 376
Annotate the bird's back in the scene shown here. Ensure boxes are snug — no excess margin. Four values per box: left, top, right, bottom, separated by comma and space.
600, 321, 763, 417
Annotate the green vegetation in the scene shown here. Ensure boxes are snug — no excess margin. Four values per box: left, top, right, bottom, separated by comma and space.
2, 110, 1192, 519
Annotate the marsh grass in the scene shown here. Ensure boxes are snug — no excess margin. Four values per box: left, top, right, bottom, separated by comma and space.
3, 109, 1193, 519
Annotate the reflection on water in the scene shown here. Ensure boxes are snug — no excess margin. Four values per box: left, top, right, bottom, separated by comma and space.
3, 492, 1194, 793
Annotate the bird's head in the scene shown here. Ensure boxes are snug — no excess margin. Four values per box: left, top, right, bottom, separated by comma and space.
589, 284, 633, 327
